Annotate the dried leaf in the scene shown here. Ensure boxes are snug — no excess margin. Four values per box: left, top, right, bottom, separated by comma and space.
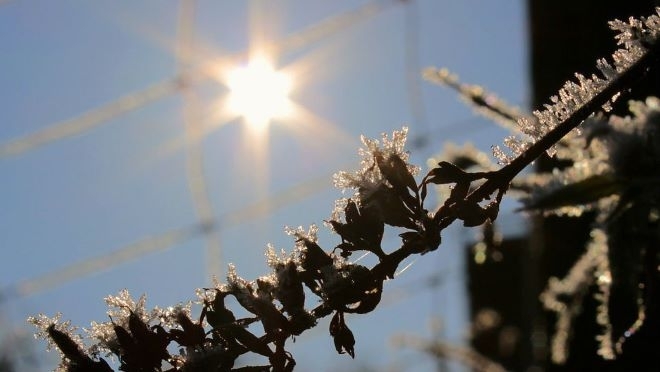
47, 325, 113, 371
329, 311, 356, 358
376, 153, 418, 195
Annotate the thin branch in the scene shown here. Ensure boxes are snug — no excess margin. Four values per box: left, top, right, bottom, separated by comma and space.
471, 40, 660, 203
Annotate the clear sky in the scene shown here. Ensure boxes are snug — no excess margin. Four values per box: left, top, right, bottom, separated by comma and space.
0, 1, 528, 370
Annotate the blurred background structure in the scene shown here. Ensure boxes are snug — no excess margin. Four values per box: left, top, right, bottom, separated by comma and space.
0, 1, 529, 370
465, 2, 660, 371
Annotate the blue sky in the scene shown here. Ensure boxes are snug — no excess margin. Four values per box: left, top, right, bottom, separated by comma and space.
0, 1, 528, 370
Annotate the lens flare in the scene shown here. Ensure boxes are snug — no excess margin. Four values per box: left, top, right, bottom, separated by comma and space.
227, 57, 292, 131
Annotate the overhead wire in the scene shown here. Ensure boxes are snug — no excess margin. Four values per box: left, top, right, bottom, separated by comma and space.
403, 0, 429, 151
176, 0, 224, 280
0, 78, 181, 159
399, 0, 474, 350
269, 0, 402, 57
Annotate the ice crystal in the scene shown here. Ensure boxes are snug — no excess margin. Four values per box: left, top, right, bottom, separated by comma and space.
285, 224, 320, 253
85, 290, 172, 358
520, 69, 611, 160
194, 286, 214, 304
86, 320, 119, 358
609, 9, 660, 49
27, 313, 81, 353
265, 244, 305, 309
333, 127, 418, 201
27, 313, 85, 371
328, 197, 350, 228
226, 263, 251, 294
522, 97, 660, 218
265, 243, 297, 270
490, 145, 513, 165
104, 289, 149, 324
493, 9, 660, 163
154, 303, 193, 327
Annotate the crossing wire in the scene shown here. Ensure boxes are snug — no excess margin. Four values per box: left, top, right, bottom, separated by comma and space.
0, 78, 181, 159
176, 0, 225, 280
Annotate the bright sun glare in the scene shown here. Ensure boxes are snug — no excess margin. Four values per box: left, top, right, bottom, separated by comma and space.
227, 57, 292, 130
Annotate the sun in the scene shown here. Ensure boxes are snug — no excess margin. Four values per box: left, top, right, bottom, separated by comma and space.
226, 57, 292, 131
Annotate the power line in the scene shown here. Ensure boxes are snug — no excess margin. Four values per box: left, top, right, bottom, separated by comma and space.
176, 0, 225, 279
269, 0, 402, 57
0, 78, 181, 159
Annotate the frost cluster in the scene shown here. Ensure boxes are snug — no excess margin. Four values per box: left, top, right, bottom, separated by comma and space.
333, 127, 418, 201
495, 9, 660, 163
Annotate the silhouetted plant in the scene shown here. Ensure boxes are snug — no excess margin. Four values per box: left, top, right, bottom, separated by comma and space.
29, 8, 660, 371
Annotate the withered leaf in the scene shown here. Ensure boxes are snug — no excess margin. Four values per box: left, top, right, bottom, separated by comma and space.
205, 291, 236, 329
376, 153, 418, 195
277, 261, 305, 316
456, 201, 487, 227
329, 311, 355, 358
226, 325, 273, 358
47, 325, 114, 372
170, 311, 206, 347
299, 239, 333, 271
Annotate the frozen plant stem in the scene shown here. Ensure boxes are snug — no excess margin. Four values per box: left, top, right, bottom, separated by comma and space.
469, 39, 660, 205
